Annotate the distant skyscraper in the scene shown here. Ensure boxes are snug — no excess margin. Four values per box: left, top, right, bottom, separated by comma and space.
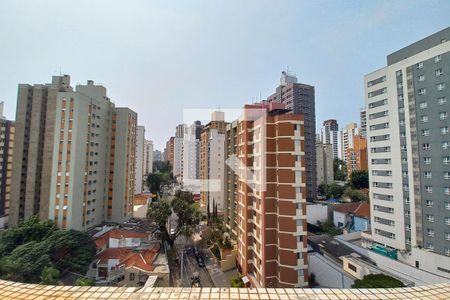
0, 102, 14, 229
321, 119, 339, 159
166, 137, 175, 169
266, 71, 316, 201
176, 123, 185, 138
153, 149, 162, 162
360, 107, 367, 137
143, 140, 153, 175
316, 142, 334, 185
182, 123, 200, 189
340, 123, 359, 161
365, 27, 450, 277
10, 76, 137, 230
345, 134, 368, 179
134, 126, 145, 195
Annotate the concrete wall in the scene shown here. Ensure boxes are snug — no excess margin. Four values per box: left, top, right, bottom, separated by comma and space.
308, 252, 354, 288
306, 203, 329, 225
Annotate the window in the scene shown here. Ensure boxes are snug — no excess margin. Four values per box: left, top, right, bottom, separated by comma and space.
446, 233, 450, 241
423, 143, 431, 150
444, 157, 450, 164
445, 187, 450, 195
406, 224, 411, 231
444, 172, 450, 180
425, 186, 433, 193
426, 200, 433, 207
420, 115, 428, 123
416, 62, 424, 69
427, 229, 435, 237
440, 112, 448, 120
436, 69, 444, 77
418, 88, 426, 95
445, 202, 450, 210
421, 129, 430, 136
438, 97, 447, 105
418, 75, 425, 81
419, 101, 428, 109
435, 55, 442, 62
129, 273, 135, 281
427, 214, 435, 222
441, 127, 449, 134
406, 238, 411, 245
426, 243, 434, 251
443, 142, 450, 150
437, 83, 446, 91
348, 263, 357, 272
424, 171, 432, 179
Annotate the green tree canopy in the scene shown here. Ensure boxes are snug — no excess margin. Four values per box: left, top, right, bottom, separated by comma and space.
350, 170, 369, 189
343, 187, 369, 202
318, 183, 346, 199
40, 266, 60, 285
0, 216, 96, 283
333, 158, 348, 181
352, 274, 404, 288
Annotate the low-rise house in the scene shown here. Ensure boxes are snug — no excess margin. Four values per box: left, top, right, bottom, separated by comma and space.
94, 229, 150, 253
333, 202, 370, 233
133, 194, 151, 218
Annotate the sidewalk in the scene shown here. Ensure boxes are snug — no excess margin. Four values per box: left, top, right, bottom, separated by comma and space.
204, 249, 239, 287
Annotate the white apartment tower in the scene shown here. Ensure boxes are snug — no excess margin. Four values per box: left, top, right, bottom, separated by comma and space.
364, 27, 450, 278
340, 123, 359, 161
182, 123, 200, 190
134, 126, 145, 195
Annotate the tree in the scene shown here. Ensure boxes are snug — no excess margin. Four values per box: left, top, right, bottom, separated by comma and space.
153, 160, 172, 173
75, 277, 95, 286
40, 266, 60, 285
0, 216, 96, 283
333, 158, 347, 181
147, 200, 172, 228
319, 183, 346, 199
352, 274, 404, 288
146, 173, 163, 195
344, 187, 369, 202
350, 170, 369, 189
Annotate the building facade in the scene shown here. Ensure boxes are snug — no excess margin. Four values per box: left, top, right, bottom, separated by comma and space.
10, 76, 136, 230
340, 123, 359, 161
364, 27, 450, 277
346, 134, 368, 179
316, 142, 334, 185
265, 71, 316, 201
165, 137, 175, 170
321, 119, 339, 159
134, 126, 145, 195
0, 103, 14, 228
182, 123, 200, 189
231, 103, 308, 288
360, 107, 367, 138
200, 112, 226, 212
144, 139, 154, 175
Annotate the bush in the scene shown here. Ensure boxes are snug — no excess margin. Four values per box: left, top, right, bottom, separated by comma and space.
210, 243, 221, 260
352, 274, 404, 288
40, 266, 60, 285
344, 187, 369, 202
230, 275, 245, 287
75, 277, 95, 286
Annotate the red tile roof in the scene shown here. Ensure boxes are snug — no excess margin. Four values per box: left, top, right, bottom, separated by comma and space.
334, 202, 370, 219
96, 245, 160, 273
94, 229, 149, 249
133, 194, 151, 205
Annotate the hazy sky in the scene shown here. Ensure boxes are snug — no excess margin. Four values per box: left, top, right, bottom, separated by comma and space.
1, 1, 449, 150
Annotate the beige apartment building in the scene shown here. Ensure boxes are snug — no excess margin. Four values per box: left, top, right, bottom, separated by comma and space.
200, 111, 226, 212
10, 76, 136, 230
0, 102, 14, 228
225, 103, 308, 288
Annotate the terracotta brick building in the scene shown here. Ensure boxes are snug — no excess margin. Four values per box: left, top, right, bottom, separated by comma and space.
226, 103, 308, 287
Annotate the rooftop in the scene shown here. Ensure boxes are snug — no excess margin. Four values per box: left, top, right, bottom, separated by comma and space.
94, 229, 149, 249
334, 202, 370, 219
97, 245, 160, 272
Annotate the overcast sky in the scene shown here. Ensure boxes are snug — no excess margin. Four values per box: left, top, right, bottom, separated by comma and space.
1, 1, 449, 150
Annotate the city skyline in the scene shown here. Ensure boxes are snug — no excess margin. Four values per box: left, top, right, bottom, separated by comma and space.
1, 1, 450, 150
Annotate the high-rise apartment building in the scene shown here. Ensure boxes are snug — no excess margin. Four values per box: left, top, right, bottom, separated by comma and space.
340, 123, 359, 161
364, 27, 450, 277
0, 102, 14, 229
144, 140, 154, 175
321, 119, 339, 159
134, 126, 145, 195
166, 137, 175, 169
265, 71, 316, 201
345, 134, 368, 179
200, 111, 226, 212
316, 142, 334, 185
153, 149, 162, 162
227, 103, 308, 287
360, 107, 367, 138
173, 137, 183, 180
10, 76, 137, 230
9, 75, 73, 226
182, 122, 200, 189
